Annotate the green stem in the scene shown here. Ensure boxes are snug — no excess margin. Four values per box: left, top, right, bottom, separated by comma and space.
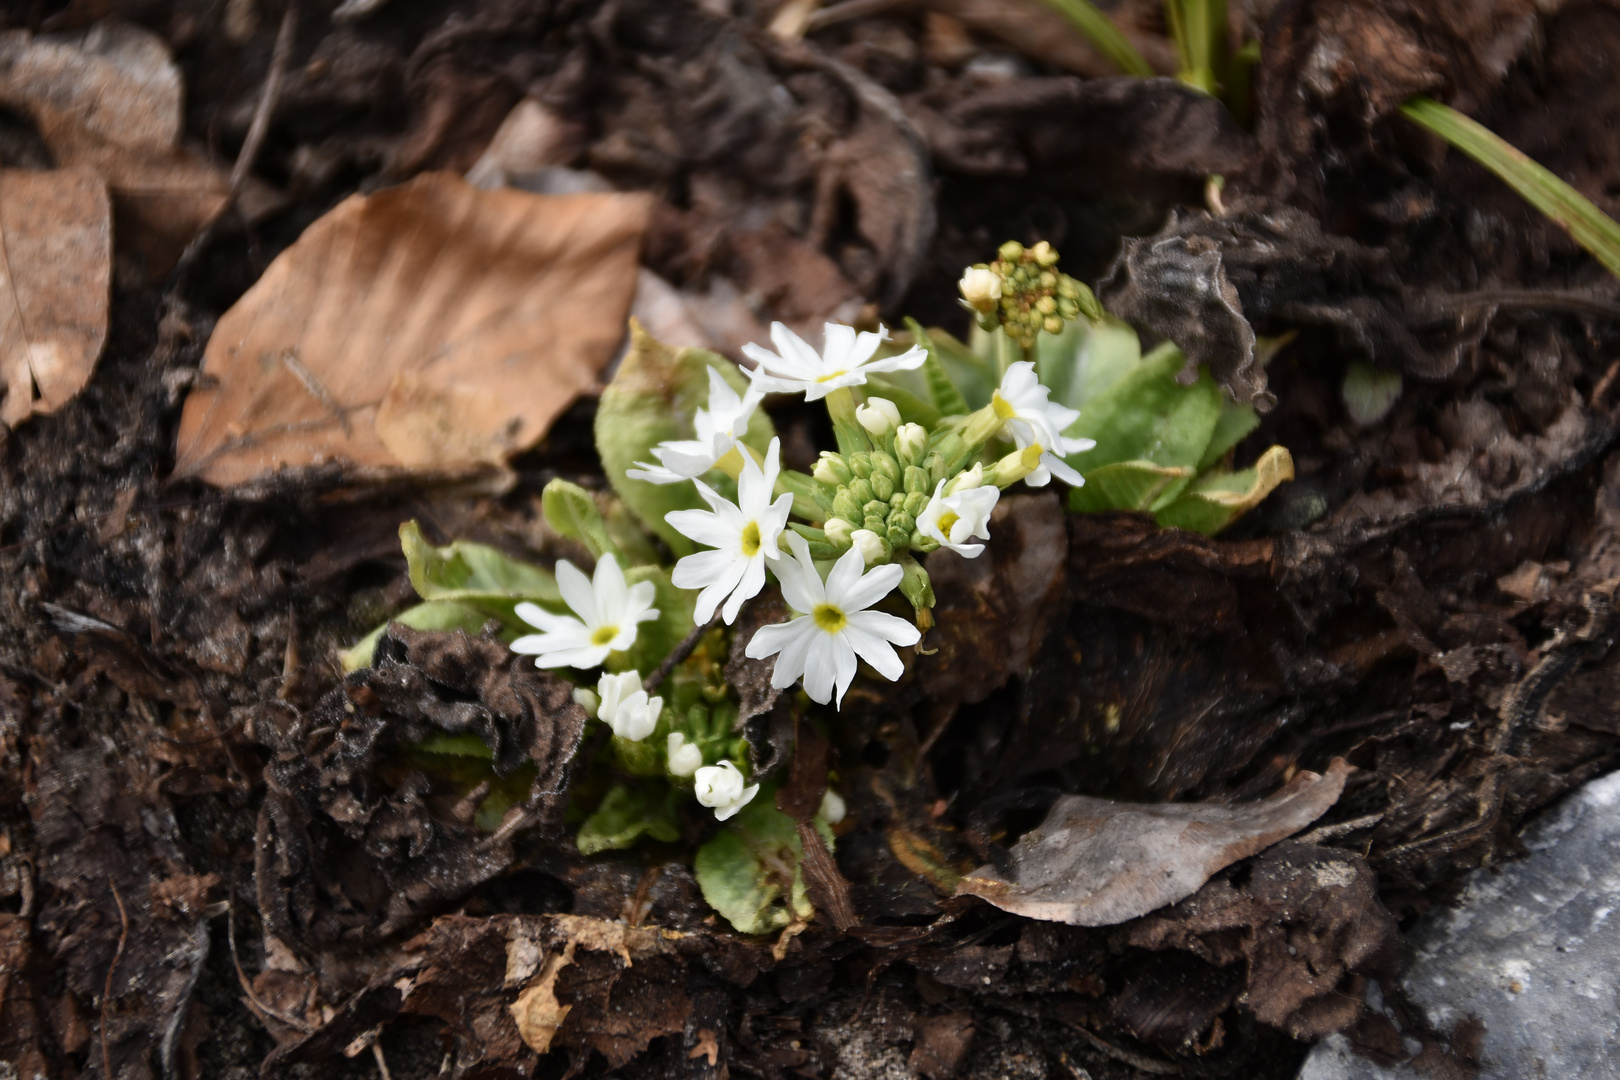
1399, 96, 1620, 281
823, 387, 871, 457
1033, 0, 1154, 78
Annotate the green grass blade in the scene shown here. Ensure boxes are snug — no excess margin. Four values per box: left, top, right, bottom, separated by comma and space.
1034, 0, 1155, 78
1400, 96, 1620, 280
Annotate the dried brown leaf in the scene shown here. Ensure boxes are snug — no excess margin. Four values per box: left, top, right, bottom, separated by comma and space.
0, 22, 233, 277
0, 168, 110, 426
174, 173, 649, 485
957, 759, 1352, 925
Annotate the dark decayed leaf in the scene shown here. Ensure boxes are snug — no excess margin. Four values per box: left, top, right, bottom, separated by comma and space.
1097, 218, 1271, 411
957, 758, 1351, 925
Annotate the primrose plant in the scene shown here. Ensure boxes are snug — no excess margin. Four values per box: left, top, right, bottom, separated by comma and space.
346, 240, 1294, 935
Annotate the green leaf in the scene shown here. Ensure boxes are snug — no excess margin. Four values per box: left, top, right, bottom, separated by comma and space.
694, 793, 831, 936
1400, 96, 1620, 281
1199, 399, 1260, 470
920, 326, 996, 409
576, 782, 682, 855
1068, 343, 1223, 472
601, 496, 662, 567
1341, 363, 1402, 427
401, 520, 560, 604
1154, 445, 1295, 536
1040, 315, 1143, 412
597, 320, 776, 554
1032, 0, 1155, 77
860, 378, 941, 429
542, 478, 620, 561
1068, 460, 1197, 514
904, 319, 971, 417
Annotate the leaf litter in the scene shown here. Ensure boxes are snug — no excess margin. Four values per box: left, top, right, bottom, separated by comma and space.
4, 2, 1620, 1079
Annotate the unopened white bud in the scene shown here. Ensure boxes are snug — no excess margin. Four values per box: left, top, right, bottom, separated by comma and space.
813, 457, 842, 485
851, 528, 887, 565
945, 462, 985, 495
666, 732, 703, 777
823, 517, 855, 545
572, 687, 600, 719
856, 397, 901, 437
894, 423, 927, 464
958, 266, 1002, 312
595, 670, 641, 726
694, 760, 759, 821
819, 788, 846, 825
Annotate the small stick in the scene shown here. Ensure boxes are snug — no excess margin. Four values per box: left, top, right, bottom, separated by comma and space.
101, 879, 131, 1080
231, 2, 299, 194
644, 613, 722, 693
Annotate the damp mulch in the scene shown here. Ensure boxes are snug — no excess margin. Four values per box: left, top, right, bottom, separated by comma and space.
4, 1, 1620, 1078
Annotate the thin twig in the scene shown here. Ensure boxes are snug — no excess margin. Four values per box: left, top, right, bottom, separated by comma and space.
231, 1, 299, 194
805, 0, 899, 32
644, 613, 722, 693
101, 879, 131, 1080
1297, 812, 1385, 846
372, 1042, 394, 1080
228, 894, 313, 1033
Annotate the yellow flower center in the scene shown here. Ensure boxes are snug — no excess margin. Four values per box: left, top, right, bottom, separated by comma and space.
815, 370, 849, 383
740, 521, 761, 557
936, 510, 960, 537
591, 625, 619, 647
992, 390, 1017, 420
812, 603, 847, 633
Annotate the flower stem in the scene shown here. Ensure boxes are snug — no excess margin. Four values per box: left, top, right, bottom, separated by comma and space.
823, 387, 871, 456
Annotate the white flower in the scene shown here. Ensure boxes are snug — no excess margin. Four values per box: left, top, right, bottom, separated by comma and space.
991, 361, 1095, 487
894, 422, 928, 464
819, 789, 846, 825
667, 732, 703, 777
918, 479, 1000, 558
666, 437, 794, 624
958, 266, 1002, 312
627, 367, 763, 485
694, 760, 758, 821
745, 533, 920, 708
850, 528, 887, 566
856, 396, 901, 436
947, 462, 985, 495
597, 670, 661, 741
742, 322, 925, 402
510, 555, 659, 669
823, 517, 854, 546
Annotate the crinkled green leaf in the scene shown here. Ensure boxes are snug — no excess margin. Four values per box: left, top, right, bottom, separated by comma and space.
602, 496, 661, 566
401, 520, 560, 604
694, 792, 832, 936
616, 564, 695, 675
1068, 343, 1222, 471
1154, 445, 1295, 536
1199, 399, 1261, 470
597, 321, 774, 554
542, 478, 620, 561
577, 782, 682, 855
1341, 362, 1402, 427
1069, 460, 1196, 514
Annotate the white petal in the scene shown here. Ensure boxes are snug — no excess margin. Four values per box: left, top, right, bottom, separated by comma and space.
773, 533, 827, 614
841, 620, 905, 681
624, 580, 659, 621
666, 508, 738, 550
800, 633, 842, 704
626, 462, 686, 485
858, 344, 927, 374
532, 642, 612, 669
554, 560, 598, 626
1042, 453, 1085, 486
833, 561, 904, 613
722, 556, 767, 624
829, 633, 859, 707
513, 602, 579, 634
592, 555, 630, 623
672, 548, 743, 590
846, 608, 922, 649
823, 545, 867, 605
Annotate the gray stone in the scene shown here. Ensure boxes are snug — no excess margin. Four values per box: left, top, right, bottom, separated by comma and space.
1298, 769, 1620, 1080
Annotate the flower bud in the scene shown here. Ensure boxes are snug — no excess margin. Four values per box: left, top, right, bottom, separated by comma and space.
894, 423, 927, 465
856, 397, 901, 437
823, 517, 855, 546
667, 732, 703, 777
890, 492, 906, 508
998, 240, 1025, 262
819, 789, 846, 825
926, 452, 950, 485
1036, 295, 1057, 315
863, 499, 888, 519
1032, 240, 1059, 266
1044, 316, 1064, 335
871, 452, 900, 482
870, 471, 895, 501
695, 761, 758, 821
863, 514, 887, 533
903, 464, 931, 496
888, 510, 915, 535
903, 490, 929, 517
958, 266, 1002, 313
848, 451, 873, 479
832, 491, 862, 522
572, 687, 600, 719
848, 477, 875, 505
911, 530, 937, 552
946, 462, 985, 494
851, 529, 888, 565
898, 555, 936, 610
886, 524, 910, 548
813, 452, 851, 486
932, 431, 968, 468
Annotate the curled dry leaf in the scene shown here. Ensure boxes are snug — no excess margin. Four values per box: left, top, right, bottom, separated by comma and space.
957, 758, 1351, 925
0, 22, 233, 277
174, 173, 649, 485
0, 168, 110, 427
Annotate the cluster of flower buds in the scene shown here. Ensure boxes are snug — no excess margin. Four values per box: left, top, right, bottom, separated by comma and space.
959, 240, 1101, 348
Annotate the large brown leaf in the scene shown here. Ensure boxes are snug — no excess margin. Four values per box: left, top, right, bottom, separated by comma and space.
957, 758, 1351, 925
174, 173, 649, 485
0, 168, 110, 427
